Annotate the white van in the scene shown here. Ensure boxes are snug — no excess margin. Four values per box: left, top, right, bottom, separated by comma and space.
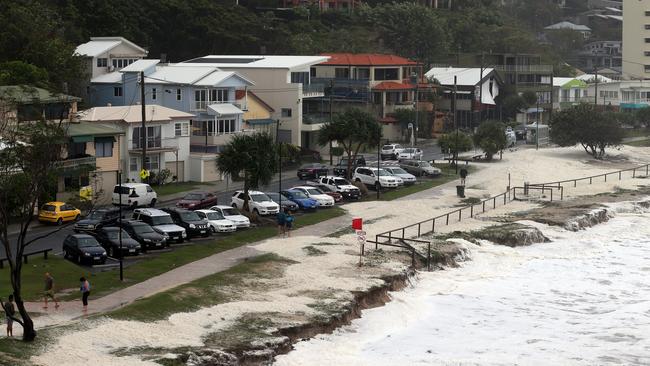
112, 183, 157, 208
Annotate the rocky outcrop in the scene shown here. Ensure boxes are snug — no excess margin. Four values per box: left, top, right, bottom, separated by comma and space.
471, 223, 550, 247
564, 207, 612, 231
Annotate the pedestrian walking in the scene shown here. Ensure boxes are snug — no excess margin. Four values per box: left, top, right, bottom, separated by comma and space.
276, 209, 287, 237
460, 168, 468, 186
80, 277, 90, 312
284, 209, 294, 237
4, 295, 15, 337
43, 272, 59, 309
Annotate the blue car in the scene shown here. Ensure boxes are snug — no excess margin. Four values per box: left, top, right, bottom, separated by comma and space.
282, 189, 319, 210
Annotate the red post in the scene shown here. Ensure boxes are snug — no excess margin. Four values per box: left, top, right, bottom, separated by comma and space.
352, 218, 363, 230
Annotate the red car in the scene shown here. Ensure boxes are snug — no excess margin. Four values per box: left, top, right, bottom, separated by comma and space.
176, 191, 218, 210
309, 184, 343, 203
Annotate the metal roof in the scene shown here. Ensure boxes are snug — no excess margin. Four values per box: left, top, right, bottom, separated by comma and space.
425, 67, 497, 86
74, 37, 147, 57
182, 55, 330, 70
77, 105, 194, 123
319, 53, 418, 66
0, 85, 81, 103
544, 21, 591, 32
207, 103, 244, 117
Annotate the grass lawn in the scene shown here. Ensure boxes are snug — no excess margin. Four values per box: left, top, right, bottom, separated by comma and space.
376, 163, 473, 201
624, 138, 650, 147
623, 128, 650, 139
0, 207, 345, 302
154, 182, 212, 197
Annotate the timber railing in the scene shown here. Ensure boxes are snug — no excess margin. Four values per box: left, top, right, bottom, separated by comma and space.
0, 248, 52, 269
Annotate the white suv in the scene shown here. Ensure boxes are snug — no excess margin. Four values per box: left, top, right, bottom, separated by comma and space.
132, 208, 187, 243
291, 186, 335, 207
112, 183, 157, 208
353, 167, 400, 190
231, 191, 279, 216
381, 144, 404, 160
398, 148, 423, 161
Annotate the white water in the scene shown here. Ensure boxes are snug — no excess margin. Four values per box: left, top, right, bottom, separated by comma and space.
275, 210, 650, 366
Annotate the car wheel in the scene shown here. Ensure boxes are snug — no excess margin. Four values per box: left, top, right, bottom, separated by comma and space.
74, 215, 80, 221
150, 198, 157, 207
374, 182, 381, 191
108, 247, 114, 258
355, 178, 361, 182
131, 202, 138, 209
56, 218, 63, 226
253, 208, 260, 216
177, 238, 184, 244
63, 250, 69, 259
210, 226, 216, 234
231, 203, 237, 208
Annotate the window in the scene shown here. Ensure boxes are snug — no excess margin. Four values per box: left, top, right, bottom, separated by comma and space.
645, 38, 650, 43
646, 11, 650, 16
291, 71, 310, 84
645, 51, 650, 56
175, 122, 189, 136
335, 68, 349, 79
132, 126, 162, 148
130, 157, 138, 172
114, 87, 123, 97
151, 88, 157, 101
281, 108, 292, 118
216, 119, 236, 134
310, 67, 316, 77
97, 58, 107, 67
645, 65, 650, 72
94, 138, 114, 158
357, 68, 370, 80
145, 155, 160, 171
176, 88, 182, 101
374, 68, 399, 81
646, 25, 650, 30
208, 89, 229, 103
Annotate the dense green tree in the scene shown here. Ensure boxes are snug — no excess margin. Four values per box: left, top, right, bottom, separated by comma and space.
317, 109, 382, 179
545, 29, 585, 60
0, 62, 49, 86
438, 133, 473, 155
473, 120, 507, 161
549, 104, 624, 159
216, 133, 278, 211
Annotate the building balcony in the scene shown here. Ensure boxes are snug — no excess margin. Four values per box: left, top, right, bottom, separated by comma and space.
128, 138, 179, 154
191, 100, 242, 112
384, 102, 414, 115
58, 156, 97, 170
494, 65, 553, 73
301, 83, 325, 98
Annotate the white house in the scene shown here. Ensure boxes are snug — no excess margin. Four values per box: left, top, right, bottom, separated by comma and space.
586, 80, 650, 111
74, 37, 148, 80
553, 77, 588, 110
76, 105, 198, 183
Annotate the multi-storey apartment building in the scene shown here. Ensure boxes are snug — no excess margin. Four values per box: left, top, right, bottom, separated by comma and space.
623, 0, 650, 79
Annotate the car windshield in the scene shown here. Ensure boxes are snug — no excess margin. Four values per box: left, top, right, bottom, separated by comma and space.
221, 208, 239, 216
419, 162, 432, 168
105, 229, 130, 240
306, 188, 323, 195
374, 169, 390, 176
390, 168, 408, 174
300, 164, 319, 169
250, 194, 270, 202
133, 224, 154, 234
205, 212, 224, 220
333, 178, 349, 185
290, 191, 308, 199
151, 216, 174, 225
403, 148, 414, 153
113, 186, 130, 194
41, 205, 56, 212
87, 211, 106, 220
77, 238, 99, 248
318, 186, 332, 192
381, 145, 393, 150
183, 193, 202, 201
179, 211, 201, 221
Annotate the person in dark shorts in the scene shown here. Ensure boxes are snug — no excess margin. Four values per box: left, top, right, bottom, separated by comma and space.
4, 295, 15, 337
284, 209, 294, 237
43, 272, 59, 309
276, 209, 286, 237
80, 277, 91, 312
460, 168, 468, 186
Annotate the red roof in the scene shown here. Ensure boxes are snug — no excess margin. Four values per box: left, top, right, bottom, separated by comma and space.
320, 53, 419, 66
373, 81, 415, 90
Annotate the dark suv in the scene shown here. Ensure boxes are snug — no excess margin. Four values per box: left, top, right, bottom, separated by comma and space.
161, 208, 211, 238
62, 234, 107, 265
115, 220, 167, 251
333, 156, 367, 176
73, 208, 120, 233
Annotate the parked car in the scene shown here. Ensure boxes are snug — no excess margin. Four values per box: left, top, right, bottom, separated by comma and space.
291, 186, 336, 207
297, 163, 329, 180
209, 205, 251, 229
333, 156, 367, 176
91, 227, 141, 258
115, 220, 167, 250
161, 208, 211, 238
265, 192, 300, 212
74, 208, 120, 233
506, 127, 516, 147
383, 167, 417, 186
231, 190, 280, 216
176, 191, 218, 210
281, 190, 319, 211
38, 202, 81, 225
400, 160, 442, 177
194, 209, 237, 233
132, 208, 187, 243
317, 176, 361, 199
353, 167, 400, 190
305, 183, 343, 202
380, 144, 404, 160
62, 234, 107, 265
398, 147, 423, 161
112, 183, 157, 208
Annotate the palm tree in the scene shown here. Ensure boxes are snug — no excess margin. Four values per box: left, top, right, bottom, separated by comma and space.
216, 132, 278, 212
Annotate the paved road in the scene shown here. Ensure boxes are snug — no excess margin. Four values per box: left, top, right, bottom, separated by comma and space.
3, 142, 443, 260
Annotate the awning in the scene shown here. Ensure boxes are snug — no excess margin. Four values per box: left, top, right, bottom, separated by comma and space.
207, 103, 244, 117
246, 118, 275, 125
71, 135, 94, 143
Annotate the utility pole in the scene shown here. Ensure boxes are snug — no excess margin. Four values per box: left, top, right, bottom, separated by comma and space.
140, 71, 147, 181
276, 119, 282, 199
118, 171, 123, 281
536, 97, 539, 151
411, 72, 419, 146
478, 52, 484, 128
594, 67, 599, 107
329, 79, 334, 165
454, 75, 458, 174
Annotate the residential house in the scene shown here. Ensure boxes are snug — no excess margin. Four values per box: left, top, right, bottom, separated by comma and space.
586, 80, 650, 111
308, 53, 425, 140
74, 37, 148, 80
180, 55, 330, 152
544, 21, 592, 38
87, 59, 255, 173
425, 67, 502, 130
577, 41, 622, 73
623, 0, 650, 79
58, 122, 124, 204
0, 85, 80, 123
237, 90, 276, 136
76, 105, 204, 183
553, 77, 588, 111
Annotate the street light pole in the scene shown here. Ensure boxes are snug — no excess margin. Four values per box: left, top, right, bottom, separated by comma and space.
276, 119, 282, 198
536, 97, 539, 150
454, 75, 458, 174
140, 71, 147, 182
118, 171, 123, 281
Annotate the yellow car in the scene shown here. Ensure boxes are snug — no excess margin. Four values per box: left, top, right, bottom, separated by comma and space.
38, 202, 81, 225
